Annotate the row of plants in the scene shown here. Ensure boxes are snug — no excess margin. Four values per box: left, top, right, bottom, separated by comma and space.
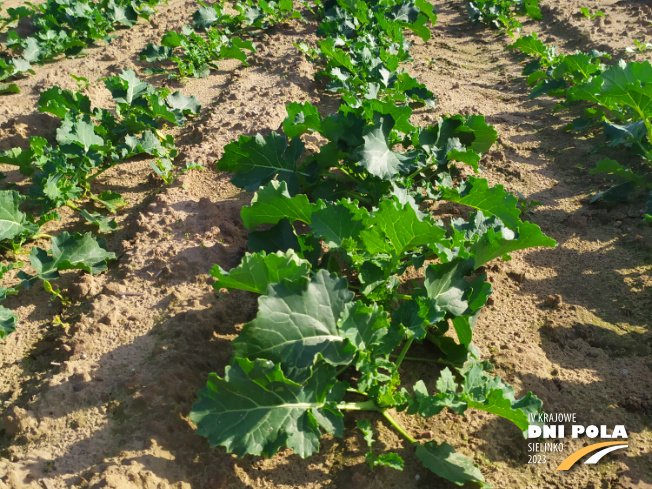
139, 0, 302, 79
464, 2, 651, 222
190, 0, 555, 486
0, 70, 201, 337
0, 0, 164, 94
465, 0, 541, 38
508, 34, 652, 221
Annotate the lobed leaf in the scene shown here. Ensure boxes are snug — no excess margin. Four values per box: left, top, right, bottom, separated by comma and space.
190, 358, 346, 458
210, 250, 310, 294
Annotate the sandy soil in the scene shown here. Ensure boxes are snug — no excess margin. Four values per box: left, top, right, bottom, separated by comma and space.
0, 0, 650, 488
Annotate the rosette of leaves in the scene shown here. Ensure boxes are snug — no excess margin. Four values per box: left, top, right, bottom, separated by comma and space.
218, 100, 496, 206
140, 26, 255, 79
467, 0, 541, 37
315, 0, 438, 57
196, 181, 553, 485
193, 0, 301, 32
300, 38, 436, 107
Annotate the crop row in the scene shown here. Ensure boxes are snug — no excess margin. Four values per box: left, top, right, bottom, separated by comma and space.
189, 0, 555, 486
465, 1, 652, 221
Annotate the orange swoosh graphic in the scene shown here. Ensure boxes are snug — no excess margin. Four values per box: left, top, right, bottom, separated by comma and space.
556, 441, 628, 470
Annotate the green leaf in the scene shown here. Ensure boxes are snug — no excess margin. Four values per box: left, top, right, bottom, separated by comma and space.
360, 199, 446, 258
440, 177, 522, 231
49, 232, 116, 274
210, 250, 310, 294
338, 301, 391, 354
471, 222, 556, 268
193, 5, 218, 29
218, 133, 308, 195
232, 270, 356, 369
28, 246, 59, 281
190, 358, 345, 457
463, 115, 497, 154
373, 452, 405, 470
39, 86, 92, 118
247, 219, 300, 253
414, 441, 486, 487
240, 181, 317, 229
21, 37, 42, 63
104, 69, 149, 106
599, 61, 652, 121
124, 130, 165, 157
424, 258, 475, 317
0, 83, 20, 95
166, 91, 201, 122
93, 191, 126, 213
220, 37, 256, 65
0, 306, 18, 339
460, 363, 542, 431
507, 32, 548, 58
352, 114, 405, 180
590, 158, 648, 186
283, 102, 322, 138
310, 199, 368, 249
139, 43, 173, 62
56, 116, 103, 151
79, 210, 118, 233
0, 190, 39, 243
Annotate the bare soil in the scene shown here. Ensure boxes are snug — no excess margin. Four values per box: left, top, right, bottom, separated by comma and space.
0, 0, 650, 488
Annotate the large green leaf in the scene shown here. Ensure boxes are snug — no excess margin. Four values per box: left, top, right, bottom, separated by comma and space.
0, 191, 39, 243
352, 114, 405, 180
424, 258, 475, 317
240, 181, 317, 229
38, 86, 92, 119
232, 270, 356, 368
210, 250, 310, 294
471, 222, 556, 268
104, 69, 149, 107
56, 116, 104, 151
599, 61, 652, 122
48, 232, 116, 275
414, 442, 486, 487
310, 199, 368, 249
440, 177, 522, 231
190, 358, 345, 458
218, 132, 308, 195
360, 199, 446, 258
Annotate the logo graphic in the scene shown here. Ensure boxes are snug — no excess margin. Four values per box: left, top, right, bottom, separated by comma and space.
525, 412, 628, 469
556, 441, 629, 470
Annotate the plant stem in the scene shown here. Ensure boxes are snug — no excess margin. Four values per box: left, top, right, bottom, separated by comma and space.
66, 201, 82, 212
31, 233, 52, 240
339, 400, 379, 411
87, 165, 112, 182
390, 354, 441, 364
381, 410, 416, 443
394, 338, 414, 371
395, 293, 411, 301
